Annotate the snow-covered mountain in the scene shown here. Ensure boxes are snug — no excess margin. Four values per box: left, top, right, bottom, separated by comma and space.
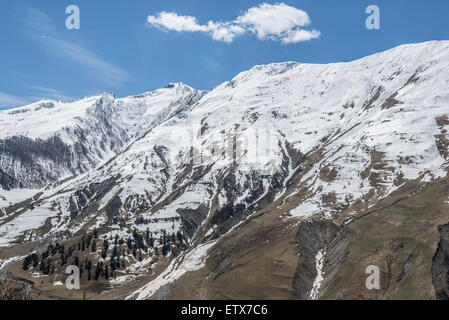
0, 83, 205, 191
1, 41, 449, 300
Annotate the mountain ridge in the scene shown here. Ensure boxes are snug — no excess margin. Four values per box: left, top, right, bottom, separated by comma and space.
1, 40, 449, 300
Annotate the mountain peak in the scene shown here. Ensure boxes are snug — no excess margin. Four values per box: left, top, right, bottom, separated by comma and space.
165, 82, 186, 88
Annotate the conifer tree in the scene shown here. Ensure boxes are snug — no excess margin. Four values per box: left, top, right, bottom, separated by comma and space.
104, 265, 109, 280
176, 231, 182, 243
87, 260, 92, 272
103, 238, 109, 250
23, 256, 31, 270
94, 264, 101, 281
61, 254, 67, 266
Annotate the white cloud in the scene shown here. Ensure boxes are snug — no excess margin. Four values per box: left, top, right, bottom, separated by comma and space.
147, 12, 207, 32
206, 21, 246, 43
147, 12, 245, 43
237, 3, 311, 40
146, 3, 320, 44
281, 29, 322, 44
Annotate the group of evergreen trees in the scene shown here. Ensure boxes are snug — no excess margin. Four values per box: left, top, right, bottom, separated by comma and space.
21, 227, 185, 282
22, 231, 98, 273
22, 253, 39, 270
135, 216, 180, 225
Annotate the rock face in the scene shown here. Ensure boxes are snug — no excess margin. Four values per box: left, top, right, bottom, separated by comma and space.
293, 220, 343, 300
1, 41, 449, 300
432, 224, 449, 300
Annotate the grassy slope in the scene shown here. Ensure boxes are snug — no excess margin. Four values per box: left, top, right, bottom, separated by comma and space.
323, 178, 449, 299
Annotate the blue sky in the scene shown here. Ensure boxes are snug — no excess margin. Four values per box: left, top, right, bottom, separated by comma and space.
0, 0, 448, 109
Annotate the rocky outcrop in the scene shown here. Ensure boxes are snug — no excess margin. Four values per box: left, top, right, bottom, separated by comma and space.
292, 220, 345, 299
432, 223, 449, 300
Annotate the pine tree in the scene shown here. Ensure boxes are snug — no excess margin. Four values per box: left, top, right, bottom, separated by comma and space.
104, 265, 109, 280
32, 254, 39, 268
145, 228, 150, 243
87, 260, 92, 272
91, 241, 97, 252
176, 231, 183, 243
44, 261, 51, 275
42, 250, 49, 260
23, 256, 31, 270
61, 254, 67, 266
103, 238, 109, 250
162, 244, 169, 257
162, 230, 167, 245
110, 257, 116, 271
94, 263, 102, 281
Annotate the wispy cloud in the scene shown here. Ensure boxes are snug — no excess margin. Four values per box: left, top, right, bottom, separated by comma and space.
0, 93, 31, 109
28, 86, 72, 101
0, 86, 73, 109
21, 5, 133, 86
147, 3, 321, 44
